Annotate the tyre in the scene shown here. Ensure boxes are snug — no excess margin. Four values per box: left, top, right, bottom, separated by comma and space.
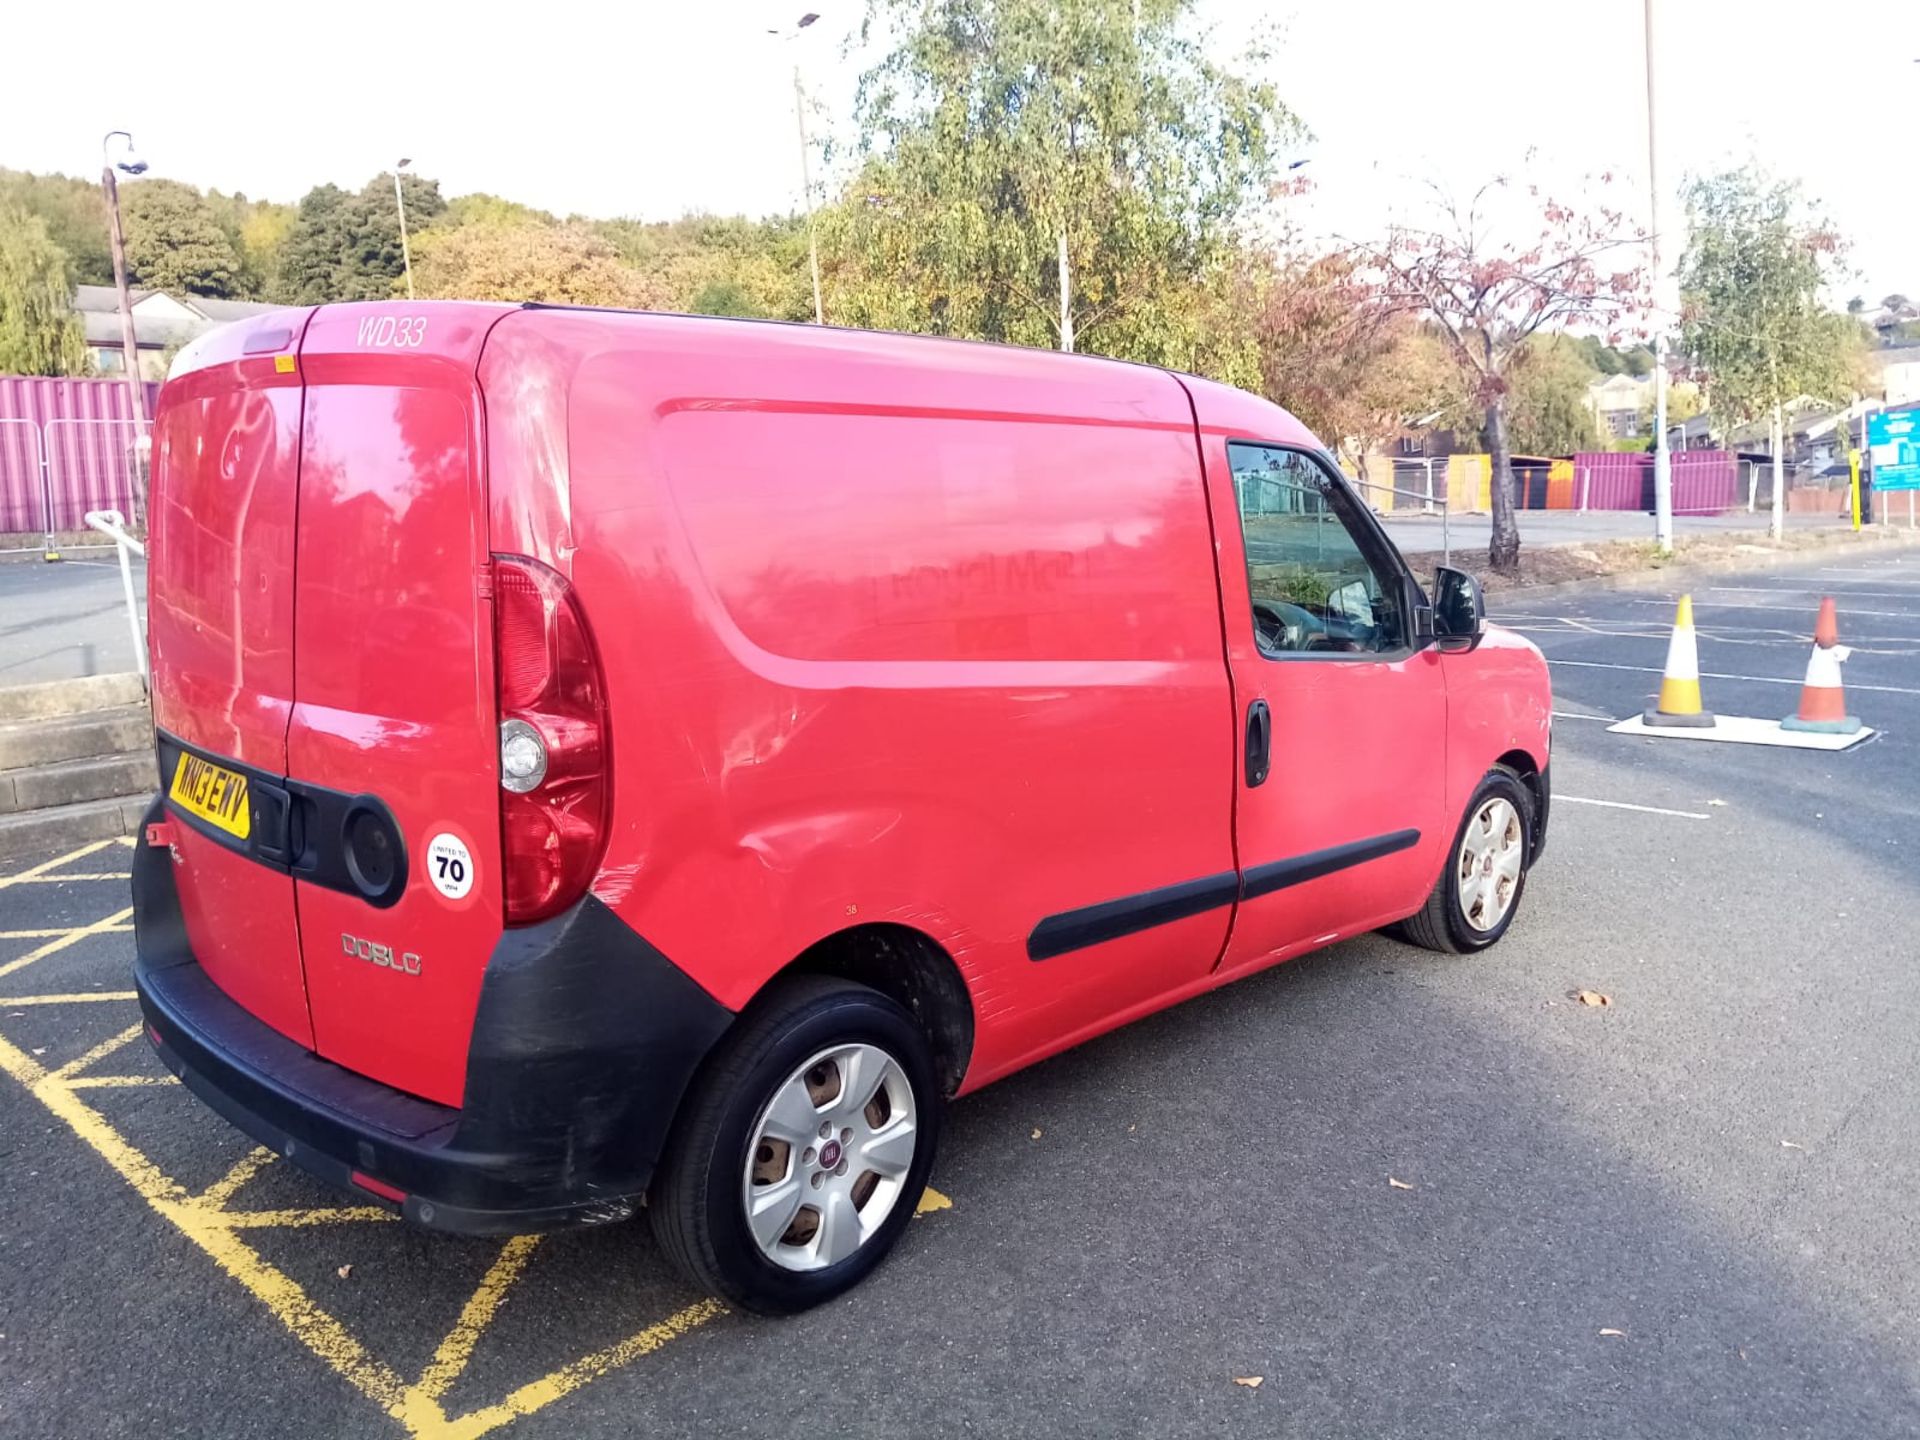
649, 975, 941, 1315
1393, 766, 1535, 955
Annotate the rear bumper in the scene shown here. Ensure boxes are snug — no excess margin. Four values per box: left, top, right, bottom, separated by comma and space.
132, 795, 733, 1235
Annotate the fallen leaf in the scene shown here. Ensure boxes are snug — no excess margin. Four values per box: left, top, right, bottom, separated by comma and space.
1233, 1376, 1264, 1389
1708, 798, 1727, 807
1127, 1124, 1136, 1133
1388, 1177, 1415, 1190
1573, 989, 1612, 1008
1599, 1328, 1626, 1338
336, 1264, 353, 1280
1781, 1140, 1804, 1150
1030, 1128, 1043, 1140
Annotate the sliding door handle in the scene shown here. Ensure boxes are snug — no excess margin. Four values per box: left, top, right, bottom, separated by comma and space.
1245, 698, 1271, 788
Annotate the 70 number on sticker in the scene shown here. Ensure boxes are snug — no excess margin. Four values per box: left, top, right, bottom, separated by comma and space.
426, 832, 475, 901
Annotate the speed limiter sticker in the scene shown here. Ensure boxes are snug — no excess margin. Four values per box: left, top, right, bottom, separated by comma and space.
425, 831, 476, 901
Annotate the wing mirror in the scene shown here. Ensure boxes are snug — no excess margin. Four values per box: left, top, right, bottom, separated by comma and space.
1433, 566, 1484, 649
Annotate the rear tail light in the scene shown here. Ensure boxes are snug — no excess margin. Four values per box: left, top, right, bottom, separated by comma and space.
491, 555, 610, 925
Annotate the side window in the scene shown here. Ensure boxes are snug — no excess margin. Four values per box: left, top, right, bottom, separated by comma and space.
1227, 443, 1405, 657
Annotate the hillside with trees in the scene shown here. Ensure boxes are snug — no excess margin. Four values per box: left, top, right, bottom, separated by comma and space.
0, 0, 1878, 572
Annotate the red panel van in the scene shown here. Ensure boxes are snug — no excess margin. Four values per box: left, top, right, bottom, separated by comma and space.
134, 303, 1550, 1313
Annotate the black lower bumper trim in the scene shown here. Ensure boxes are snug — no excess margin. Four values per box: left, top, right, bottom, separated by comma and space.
132, 793, 734, 1235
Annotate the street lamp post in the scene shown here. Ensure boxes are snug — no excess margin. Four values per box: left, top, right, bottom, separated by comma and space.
393, 158, 416, 300
770, 13, 825, 324
99, 131, 148, 430
1643, 0, 1673, 553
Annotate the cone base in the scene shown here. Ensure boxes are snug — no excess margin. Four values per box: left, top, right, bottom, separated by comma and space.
1643, 708, 1716, 729
1781, 714, 1862, 735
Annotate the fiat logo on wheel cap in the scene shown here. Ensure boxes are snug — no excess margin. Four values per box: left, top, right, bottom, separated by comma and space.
819, 1139, 843, 1168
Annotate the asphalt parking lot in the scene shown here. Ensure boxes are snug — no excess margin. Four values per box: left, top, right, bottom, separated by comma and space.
5, 543, 1920, 1439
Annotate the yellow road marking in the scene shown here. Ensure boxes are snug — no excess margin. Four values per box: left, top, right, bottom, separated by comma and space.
201, 1146, 277, 1208
50, 1022, 144, 1080
0, 990, 138, 1004
915, 1185, 952, 1217
409, 1236, 544, 1406
0, 1022, 414, 1414
429, 1300, 728, 1440
220, 1206, 400, 1229
0, 907, 135, 981
0, 838, 115, 888
0, 893, 978, 1437
1, 927, 133, 939
2, 872, 133, 883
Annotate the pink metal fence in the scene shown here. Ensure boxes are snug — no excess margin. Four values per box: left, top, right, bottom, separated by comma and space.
0, 376, 161, 536
1571, 451, 1738, 514
1671, 451, 1737, 513
1572, 452, 1647, 510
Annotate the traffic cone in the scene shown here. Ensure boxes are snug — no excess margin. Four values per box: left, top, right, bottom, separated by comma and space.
1643, 594, 1715, 727
1781, 597, 1861, 734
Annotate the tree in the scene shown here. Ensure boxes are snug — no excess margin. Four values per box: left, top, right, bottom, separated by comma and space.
1369, 178, 1646, 570
201, 190, 297, 299
823, 0, 1296, 377
1882, 293, 1914, 322
411, 222, 661, 307
0, 208, 89, 376
594, 212, 816, 320
273, 172, 446, 303
1679, 167, 1864, 535
0, 170, 111, 285
1255, 248, 1462, 479
122, 180, 243, 297
442, 194, 555, 230
1504, 337, 1601, 455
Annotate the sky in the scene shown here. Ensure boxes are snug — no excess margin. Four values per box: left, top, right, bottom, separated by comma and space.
3, 0, 1914, 303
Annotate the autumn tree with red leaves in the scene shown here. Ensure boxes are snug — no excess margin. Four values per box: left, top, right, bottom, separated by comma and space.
1256, 249, 1465, 493
1368, 179, 1647, 572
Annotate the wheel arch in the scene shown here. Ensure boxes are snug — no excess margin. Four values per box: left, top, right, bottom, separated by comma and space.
1493, 747, 1548, 863
767, 923, 977, 1098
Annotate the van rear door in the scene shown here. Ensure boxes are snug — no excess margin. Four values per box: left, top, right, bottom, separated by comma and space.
285, 303, 507, 1107
149, 309, 317, 1046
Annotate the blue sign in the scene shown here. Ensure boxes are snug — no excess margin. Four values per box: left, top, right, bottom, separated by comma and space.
1868, 407, 1920, 492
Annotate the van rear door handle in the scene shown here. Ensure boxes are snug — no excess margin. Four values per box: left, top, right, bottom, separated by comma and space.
1245, 699, 1271, 788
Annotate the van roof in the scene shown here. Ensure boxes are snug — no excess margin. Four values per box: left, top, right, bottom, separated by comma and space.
507, 301, 1323, 449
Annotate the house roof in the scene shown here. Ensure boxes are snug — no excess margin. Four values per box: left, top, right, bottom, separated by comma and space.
72, 286, 279, 349
188, 297, 278, 322
72, 284, 151, 313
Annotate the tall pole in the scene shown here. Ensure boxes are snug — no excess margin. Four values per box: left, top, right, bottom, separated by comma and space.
1770, 402, 1785, 541
1057, 232, 1073, 352
393, 162, 415, 300
1644, 0, 1673, 553
793, 66, 824, 325
100, 168, 144, 425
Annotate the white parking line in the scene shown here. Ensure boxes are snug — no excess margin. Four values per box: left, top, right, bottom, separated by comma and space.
1557, 795, 1710, 820
1550, 709, 1615, 722
1620, 598, 1920, 619
1545, 657, 1920, 696
1711, 587, 1920, 601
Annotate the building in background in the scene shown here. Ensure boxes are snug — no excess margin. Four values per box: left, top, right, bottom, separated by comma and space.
70, 286, 278, 380
1585, 373, 1653, 439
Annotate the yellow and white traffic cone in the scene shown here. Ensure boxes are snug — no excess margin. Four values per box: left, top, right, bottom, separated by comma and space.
1643, 594, 1715, 728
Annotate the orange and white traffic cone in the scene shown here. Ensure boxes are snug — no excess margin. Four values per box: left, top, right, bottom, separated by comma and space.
1643, 594, 1715, 728
1781, 597, 1861, 734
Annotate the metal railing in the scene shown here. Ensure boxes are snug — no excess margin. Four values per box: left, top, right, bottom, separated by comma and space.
0, 417, 150, 552
83, 509, 148, 687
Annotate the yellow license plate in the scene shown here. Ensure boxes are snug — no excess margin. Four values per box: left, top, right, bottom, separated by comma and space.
169, 751, 252, 840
